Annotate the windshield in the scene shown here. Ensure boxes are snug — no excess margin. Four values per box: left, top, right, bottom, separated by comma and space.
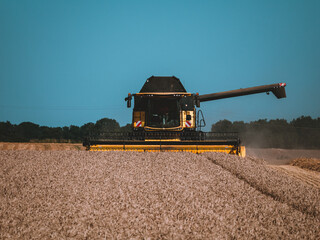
147, 98, 180, 128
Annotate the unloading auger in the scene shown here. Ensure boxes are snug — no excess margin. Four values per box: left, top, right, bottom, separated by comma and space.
83, 76, 286, 156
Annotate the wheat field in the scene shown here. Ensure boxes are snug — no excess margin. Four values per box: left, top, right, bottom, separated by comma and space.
1, 150, 319, 239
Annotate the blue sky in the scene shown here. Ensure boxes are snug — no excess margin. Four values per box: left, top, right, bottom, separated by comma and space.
0, 0, 319, 129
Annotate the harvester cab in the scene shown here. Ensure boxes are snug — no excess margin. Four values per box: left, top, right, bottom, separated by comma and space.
126, 76, 197, 133
84, 76, 286, 156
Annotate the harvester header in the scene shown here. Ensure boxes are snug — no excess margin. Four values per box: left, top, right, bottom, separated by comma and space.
84, 76, 286, 157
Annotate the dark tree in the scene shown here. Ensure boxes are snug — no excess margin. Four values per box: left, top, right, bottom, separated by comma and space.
0, 121, 15, 141
120, 123, 132, 133
211, 119, 233, 132
16, 122, 40, 141
69, 125, 81, 141
94, 118, 120, 134
80, 122, 95, 137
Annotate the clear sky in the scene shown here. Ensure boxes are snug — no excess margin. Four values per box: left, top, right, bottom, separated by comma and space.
1, 0, 319, 129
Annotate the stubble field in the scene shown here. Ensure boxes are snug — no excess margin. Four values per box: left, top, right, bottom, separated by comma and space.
0, 148, 319, 239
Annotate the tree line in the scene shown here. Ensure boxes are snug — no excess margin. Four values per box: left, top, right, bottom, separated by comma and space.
211, 116, 320, 149
0, 116, 319, 149
0, 118, 131, 143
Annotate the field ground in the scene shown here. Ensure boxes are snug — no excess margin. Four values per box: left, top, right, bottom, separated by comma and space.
0, 142, 84, 151
0, 143, 319, 238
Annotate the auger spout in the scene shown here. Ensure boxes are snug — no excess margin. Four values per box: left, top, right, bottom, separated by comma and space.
198, 83, 286, 102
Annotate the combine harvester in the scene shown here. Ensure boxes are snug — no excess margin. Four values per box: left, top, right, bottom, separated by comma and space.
83, 76, 286, 157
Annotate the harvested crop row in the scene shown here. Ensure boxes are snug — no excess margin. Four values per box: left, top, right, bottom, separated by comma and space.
290, 158, 320, 172
0, 150, 319, 239
204, 152, 320, 218
270, 165, 320, 189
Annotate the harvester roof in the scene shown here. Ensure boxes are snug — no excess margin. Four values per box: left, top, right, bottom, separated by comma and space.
139, 76, 187, 93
